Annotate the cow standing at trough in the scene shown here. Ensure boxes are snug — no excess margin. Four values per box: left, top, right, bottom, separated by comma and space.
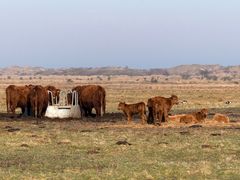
29, 85, 60, 120
118, 102, 147, 124
73, 85, 106, 117
147, 95, 179, 125
6, 85, 34, 116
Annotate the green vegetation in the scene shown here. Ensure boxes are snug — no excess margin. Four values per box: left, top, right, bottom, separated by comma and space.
0, 120, 239, 179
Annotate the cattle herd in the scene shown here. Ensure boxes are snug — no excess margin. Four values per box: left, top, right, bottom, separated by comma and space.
6, 85, 105, 119
5, 84, 230, 125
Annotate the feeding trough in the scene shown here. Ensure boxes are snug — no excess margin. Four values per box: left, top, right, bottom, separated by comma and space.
45, 90, 81, 119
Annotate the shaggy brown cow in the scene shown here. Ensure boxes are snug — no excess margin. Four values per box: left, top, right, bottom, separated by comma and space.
180, 108, 208, 124
6, 85, 34, 116
73, 85, 106, 117
147, 95, 179, 125
212, 113, 229, 123
29, 85, 59, 120
118, 102, 147, 124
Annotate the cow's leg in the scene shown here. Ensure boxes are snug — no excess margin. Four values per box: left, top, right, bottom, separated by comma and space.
95, 106, 101, 117
37, 104, 42, 118
127, 113, 133, 124
140, 113, 145, 125
21, 107, 26, 116
142, 112, 147, 125
155, 111, 162, 126
10, 104, 16, 115
123, 112, 128, 121
163, 108, 169, 123
27, 102, 32, 116
147, 107, 154, 124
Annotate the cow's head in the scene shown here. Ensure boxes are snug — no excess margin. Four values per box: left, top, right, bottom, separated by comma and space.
117, 102, 126, 110
171, 95, 179, 105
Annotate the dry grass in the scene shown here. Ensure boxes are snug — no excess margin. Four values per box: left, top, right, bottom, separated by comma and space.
0, 76, 239, 179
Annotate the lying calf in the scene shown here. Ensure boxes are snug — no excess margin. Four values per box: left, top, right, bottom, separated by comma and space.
180, 108, 208, 124
212, 113, 229, 123
118, 102, 147, 124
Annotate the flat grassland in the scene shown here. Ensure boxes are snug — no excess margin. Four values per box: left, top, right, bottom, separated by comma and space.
0, 75, 239, 179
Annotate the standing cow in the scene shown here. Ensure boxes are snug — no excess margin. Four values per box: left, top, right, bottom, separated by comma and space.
29, 85, 59, 121
73, 85, 106, 117
6, 85, 34, 116
147, 95, 179, 125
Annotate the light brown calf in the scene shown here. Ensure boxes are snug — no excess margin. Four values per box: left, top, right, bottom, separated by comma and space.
212, 113, 229, 123
118, 102, 147, 124
180, 108, 208, 124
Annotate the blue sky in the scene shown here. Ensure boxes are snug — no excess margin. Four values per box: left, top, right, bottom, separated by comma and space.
0, 0, 239, 68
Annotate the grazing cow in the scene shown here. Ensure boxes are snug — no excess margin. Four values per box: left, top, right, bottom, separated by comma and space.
6, 85, 34, 116
118, 102, 147, 124
73, 85, 106, 117
212, 113, 229, 123
180, 108, 208, 124
147, 95, 179, 125
29, 85, 59, 120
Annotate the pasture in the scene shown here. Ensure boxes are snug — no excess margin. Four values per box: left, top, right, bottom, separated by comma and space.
0, 75, 240, 179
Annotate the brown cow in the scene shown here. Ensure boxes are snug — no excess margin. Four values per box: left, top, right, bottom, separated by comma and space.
73, 85, 106, 117
29, 85, 59, 120
147, 95, 179, 125
180, 109, 208, 124
6, 84, 34, 116
118, 102, 147, 124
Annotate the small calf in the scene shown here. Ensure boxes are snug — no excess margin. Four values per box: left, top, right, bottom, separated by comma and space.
213, 113, 229, 123
180, 108, 208, 124
118, 102, 147, 124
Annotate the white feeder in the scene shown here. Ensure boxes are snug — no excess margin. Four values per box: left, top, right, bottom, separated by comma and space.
45, 90, 81, 119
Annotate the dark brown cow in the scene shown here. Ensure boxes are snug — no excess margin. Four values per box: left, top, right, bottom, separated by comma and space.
118, 102, 147, 124
6, 85, 34, 116
147, 95, 179, 125
180, 108, 208, 124
73, 85, 106, 117
29, 85, 59, 120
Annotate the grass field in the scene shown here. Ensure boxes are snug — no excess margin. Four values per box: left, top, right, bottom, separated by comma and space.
0, 76, 239, 179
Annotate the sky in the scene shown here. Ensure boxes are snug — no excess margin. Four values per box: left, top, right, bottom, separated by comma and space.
0, 0, 239, 68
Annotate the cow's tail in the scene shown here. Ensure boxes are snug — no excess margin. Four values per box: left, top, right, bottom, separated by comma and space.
102, 90, 106, 115
6, 89, 10, 113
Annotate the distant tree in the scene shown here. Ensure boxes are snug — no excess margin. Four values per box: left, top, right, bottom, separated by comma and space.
222, 76, 233, 81
97, 76, 103, 81
199, 69, 210, 79
67, 79, 74, 83
181, 73, 191, 80
206, 75, 218, 81
151, 77, 158, 83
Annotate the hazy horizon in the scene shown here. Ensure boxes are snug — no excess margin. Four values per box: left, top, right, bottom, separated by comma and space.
0, 0, 240, 68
